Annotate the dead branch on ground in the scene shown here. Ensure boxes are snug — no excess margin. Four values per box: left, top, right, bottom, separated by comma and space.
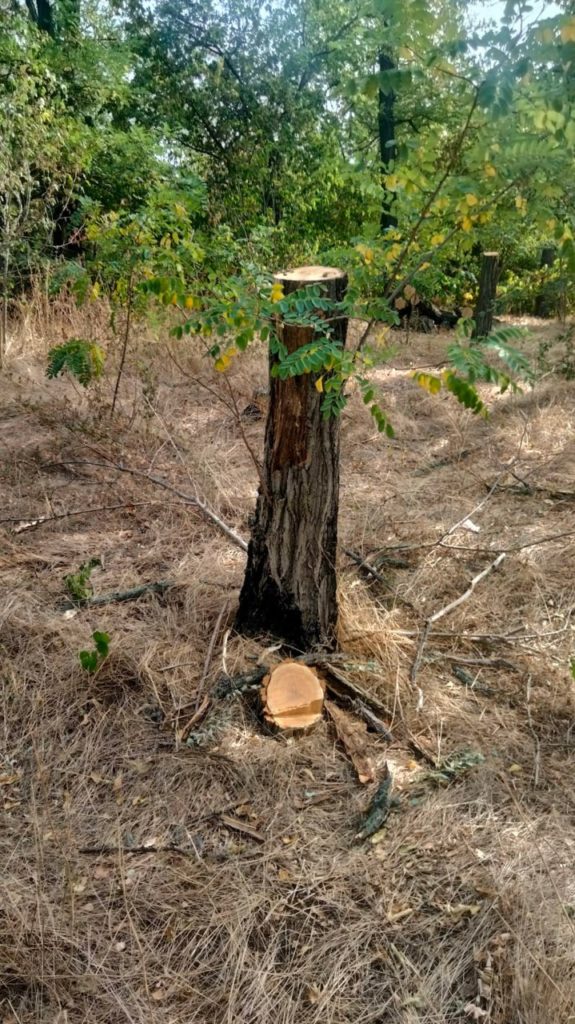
45, 458, 249, 552
409, 553, 507, 693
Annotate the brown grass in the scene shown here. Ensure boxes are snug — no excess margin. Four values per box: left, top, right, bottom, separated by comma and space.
1, 317, 575, 1023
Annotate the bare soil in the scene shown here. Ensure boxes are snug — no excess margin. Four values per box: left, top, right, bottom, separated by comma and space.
1, 318, 574, 1024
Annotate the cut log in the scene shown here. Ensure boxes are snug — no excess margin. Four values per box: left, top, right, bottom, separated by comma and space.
261, 661, 325, 730
472, 252, 500, 338
236, 265, 348, 650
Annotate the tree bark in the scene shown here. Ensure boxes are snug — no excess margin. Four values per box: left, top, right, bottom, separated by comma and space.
472, 251, 500, 339
236, 265, 348, 651
378, 51, 397, 232
534, 246, 556, 318
25, 0, 55, 35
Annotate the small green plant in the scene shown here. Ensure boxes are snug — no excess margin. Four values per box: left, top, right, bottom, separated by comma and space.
64, 558, 101, 603
570, 657, 575, 680
47, 338, 106, 387
79, 631, 110, 674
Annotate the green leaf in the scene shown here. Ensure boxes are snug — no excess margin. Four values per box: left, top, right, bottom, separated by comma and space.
79, 650, 99, 673
92, 631, 110, 657
47, 339, 106, 387
443, 372, 485, 414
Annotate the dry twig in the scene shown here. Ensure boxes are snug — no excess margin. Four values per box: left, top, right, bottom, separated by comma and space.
410, 553, 506, 692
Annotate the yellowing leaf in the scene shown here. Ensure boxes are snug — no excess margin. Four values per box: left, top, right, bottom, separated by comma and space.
537, 26, 554, 44
184, 295, 195, 309
515, 196, 527, 211
461, 216, 473, 232
384, 174, 399, 191
363, 248, 374, 264
431, 233, 445, 246
413, 371, 442, 395
465, 193, 479, 206
546, 218, 557, 231
385, 243, 402, 263
484, 164, 497, 178
270, 282, 284, 303
561, 19, 575, 43
215, 356, 229, 372
315, 376, 324, 393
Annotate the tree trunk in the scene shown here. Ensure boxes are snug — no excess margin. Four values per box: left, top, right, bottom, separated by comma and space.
378, 51, 397, 232
25, 0, 55, 36
472, 251, 500, 339
236, 265, 348, 651
534, 246, 557, 318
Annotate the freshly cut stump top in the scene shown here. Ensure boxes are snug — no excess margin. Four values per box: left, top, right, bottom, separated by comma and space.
262, 662, 325, 730
274, 265, 345, 283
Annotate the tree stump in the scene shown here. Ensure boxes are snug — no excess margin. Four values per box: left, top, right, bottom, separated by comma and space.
473, 251, 500, 339
236, 265, 348, 650
261, 661, 325, 730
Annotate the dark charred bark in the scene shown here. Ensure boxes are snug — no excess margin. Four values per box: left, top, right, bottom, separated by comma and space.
25, 0, 55, 35
472, 251, 500, 339
236, 266, 348, 651
378, 51, 397, 232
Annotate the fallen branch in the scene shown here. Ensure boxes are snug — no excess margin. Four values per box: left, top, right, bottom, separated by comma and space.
355, 764, 393, 840
196, 602, 232, 710
3, 500, 162, 532
179, 696, 211, 743
343, 548, 415, 609
78, 843, 200, 857
213, 654, 394, 724
61, 580, 172, 610
488, 479, 575, 502
351, 699, 394, 741
318, 661, 393, 721
410, 553, 506, 689
45, 459, 249, 552
451, 665, 495, 696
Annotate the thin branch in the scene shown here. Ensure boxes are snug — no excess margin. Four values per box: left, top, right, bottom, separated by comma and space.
196, 603, 231, 711
111, 270, 134, 417
166, 342, 265, 490
385, 86, 480, 297
61, 580, 172, 610
410, 553, 506, 689
3, 500, 163, 532
44, 460, 248, 552
342, 547, 415, 610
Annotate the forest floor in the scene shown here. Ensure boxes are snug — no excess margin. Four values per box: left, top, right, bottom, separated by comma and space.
1, 316, 575, 1024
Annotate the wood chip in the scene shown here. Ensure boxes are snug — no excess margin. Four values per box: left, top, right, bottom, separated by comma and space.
219, 815, 265, 843
325, 700, 375, 783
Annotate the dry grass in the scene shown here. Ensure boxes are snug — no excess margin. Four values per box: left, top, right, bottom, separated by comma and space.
1, 317, 575, 1023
